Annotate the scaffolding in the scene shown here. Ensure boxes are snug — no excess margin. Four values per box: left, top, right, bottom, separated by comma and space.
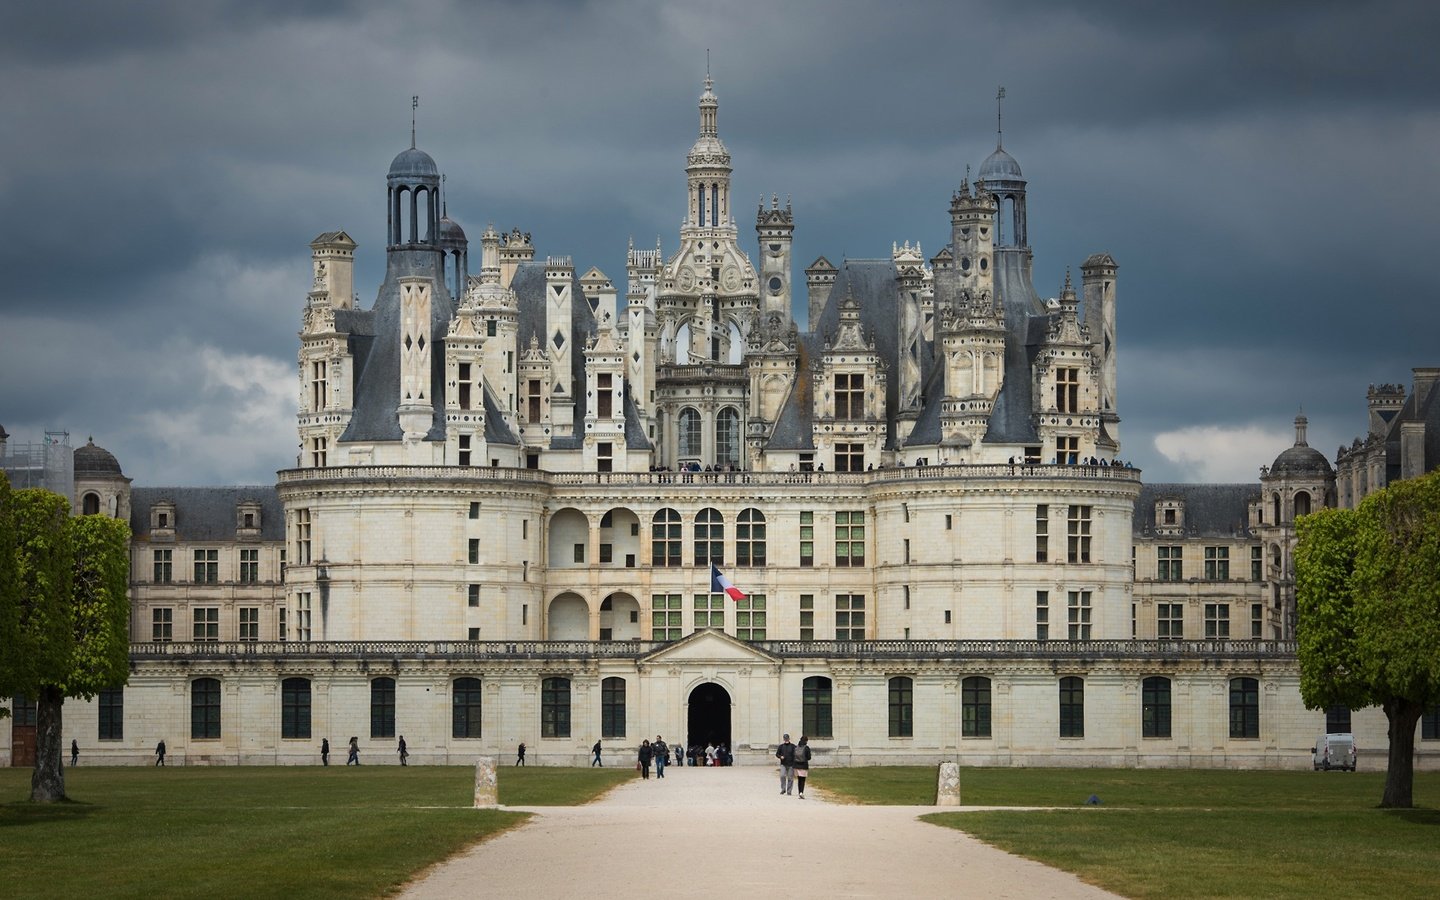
0, 430, 74, 501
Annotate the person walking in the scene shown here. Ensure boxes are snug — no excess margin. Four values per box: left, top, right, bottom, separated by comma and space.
70, 739, 79, 767
397, 735, 409, 766
653, 735, 667, 778
776, 733, 796, 795
346, 736, 360, 765
674, 742, 684, 767
638, 739, 653, 780
794, 735, 812, 798
155, 739, 167, 766
321, 737, 330, 766
592, 740, 603, 767
516, 742, 526, 766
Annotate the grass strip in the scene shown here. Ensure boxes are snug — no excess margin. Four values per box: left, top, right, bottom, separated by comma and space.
0, 766, 631, 899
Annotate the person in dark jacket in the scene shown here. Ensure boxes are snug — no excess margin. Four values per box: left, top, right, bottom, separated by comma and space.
653, 735, 667, 778
397, 735, 409, 766
638, 739, 653, 779
347, 736, 360, 765
516, 742, 526, 766
776, 734, 796, 794
320, 737, 330, 766
70, 739, 79, 767
794, 735, 812, 798
155, 739, 167, 766
592, 740, 603, 766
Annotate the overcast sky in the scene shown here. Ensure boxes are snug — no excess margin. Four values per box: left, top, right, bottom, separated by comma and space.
2, 0, 1436, 487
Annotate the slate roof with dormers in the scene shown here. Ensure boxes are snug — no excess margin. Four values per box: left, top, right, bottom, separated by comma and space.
510, 260, 599, 450
129, 486, 284, 542
1132, 483, 1259, 539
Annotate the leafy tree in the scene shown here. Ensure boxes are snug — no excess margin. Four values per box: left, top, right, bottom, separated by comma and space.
1296, 470, 1440, 808
0, 485, 130, 803
0, 474, 20, 720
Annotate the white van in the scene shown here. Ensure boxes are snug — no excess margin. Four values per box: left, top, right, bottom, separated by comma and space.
1312, 732, 1357, 771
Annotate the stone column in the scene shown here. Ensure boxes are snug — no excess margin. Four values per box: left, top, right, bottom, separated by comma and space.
474, 756, 498, 807
936, 761, 961, 806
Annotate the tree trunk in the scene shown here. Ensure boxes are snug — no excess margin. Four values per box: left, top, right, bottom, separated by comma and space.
30, 685, 66, 803
1380, 697, 1422, 809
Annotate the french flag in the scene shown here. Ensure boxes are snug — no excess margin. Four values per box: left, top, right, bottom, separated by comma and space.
711, 564, 746, 601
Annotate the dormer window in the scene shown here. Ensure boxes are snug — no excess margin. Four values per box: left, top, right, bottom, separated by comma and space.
237, 501, 262, 534
152, 501, 176, 535
1155, 500, 1185, 532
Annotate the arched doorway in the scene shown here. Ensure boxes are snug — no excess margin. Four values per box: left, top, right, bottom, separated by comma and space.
686, 682, 731, 755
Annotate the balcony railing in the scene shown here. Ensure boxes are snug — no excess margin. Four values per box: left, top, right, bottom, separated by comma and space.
276, 462, 1142, 489
130, 637, 1294, 662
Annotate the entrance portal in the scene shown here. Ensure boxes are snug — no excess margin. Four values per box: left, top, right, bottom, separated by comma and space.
686, 683, 732, 755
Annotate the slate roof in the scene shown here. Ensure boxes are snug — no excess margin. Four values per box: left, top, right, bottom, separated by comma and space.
1132, 483, 1259, 539
511, 260, 599, 450
983, 248, 1046, 444
130, 486, 284, 542
339, 249, 455, 443
1381, 374, 1440, 477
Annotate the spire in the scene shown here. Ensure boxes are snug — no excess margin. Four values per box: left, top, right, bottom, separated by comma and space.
441, 173, 447, 217
699, 71, 718, 137
1294, 412, 1309, 447
411, 95, 418, 149
995, 86, 1006, 150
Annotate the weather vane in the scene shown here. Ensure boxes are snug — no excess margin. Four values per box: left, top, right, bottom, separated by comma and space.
996, 86, 1006, 148
411, 95, 419, 148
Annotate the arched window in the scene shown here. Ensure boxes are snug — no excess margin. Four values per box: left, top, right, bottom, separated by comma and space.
1229, 677, 1259, 739
1293, 491, 1311, 517
82, 492, 100, 515
678, 407, 702, 458
1059, 676, 1084, 738
888, 676, 914, 738
802, 676, 833, 739
716, 407, 740, 467
736, 508, 766, 567
370, 677, 396, 739
694, 508, 724, 566
651, 508, 682, 567
961, 676, 991, 738
602, 677, 626, 739
1272, 493, 1282, 525
453, 677, 482, 738
281, 677, 312, 740
542, 676, 572, 738
1142, 676, 1171, 739
191, 678, 221, 740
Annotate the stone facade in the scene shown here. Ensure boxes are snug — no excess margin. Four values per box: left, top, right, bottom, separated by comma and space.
5, 80, 1439, 770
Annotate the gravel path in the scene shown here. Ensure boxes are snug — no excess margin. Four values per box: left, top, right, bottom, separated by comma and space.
400, 764, 1123, 899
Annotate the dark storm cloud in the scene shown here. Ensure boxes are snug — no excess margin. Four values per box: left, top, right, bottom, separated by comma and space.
1, 0, 1436, 485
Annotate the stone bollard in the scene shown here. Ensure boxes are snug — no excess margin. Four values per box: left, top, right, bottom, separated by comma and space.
935, 761, 961, 806
474, 756, 498, 808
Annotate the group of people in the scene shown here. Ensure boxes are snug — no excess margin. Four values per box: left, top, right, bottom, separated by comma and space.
624, 737, 739, 777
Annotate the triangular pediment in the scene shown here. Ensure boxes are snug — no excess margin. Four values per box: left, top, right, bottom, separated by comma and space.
640, 628, 779, 664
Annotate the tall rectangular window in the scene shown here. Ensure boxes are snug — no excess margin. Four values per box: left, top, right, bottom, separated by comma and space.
458, 434, 471, 467
799, 594, 815, 641
295, 508, 312, 565
1157, 603, 1183, 639
152, 549, 172, 583
1059, 676, 1084, 738
282, 678, 312, 740
1325, 705, 1352, 734
693, 509, 724, 566
193, 607, 219, 642
835, 594, 865, 640
311, 435, 328, 468
961, 676, 992, 738
239, 548, 259, 583
1205, 603, 1231, 639
1204, 546, 1230, 580
651, 509, 682, 567
601, 676, 626, 739
1067, 506, 1091, 563
527, 379, 542, 422
541, 677, 571, 739
1251, 603, 1263, 638
1067, 590, 1091, 641
799, 511, 814, 567
458, 362, 473, 410
468, 584, 481, 607
296, 593, 312, 641
193, 549, 218, 583
1057, 435, 1079, 465
736, 595, 766, 640
803, 676, 833, 739
1229, 677, 1259, 739
888, 676, 914, 738
311, 360, 328, 411
1422, 704, 1440, 741
452, 677, 482, 738
1035, 505, 1049, 562
1142, 676, 1172, 738
191, 678, 221, 740
1055, 367, 1079, 413
98, 688, 123, 741
597, 373, 612, 418
1158, 545, 1183, 581
651, 594, 682, 641
1036, 591, 1049, 641
238, 607, 259, 642
277, 607, 288, 642
736, 509, 766, 567
469, 539, 480, 564
597, 441, 613, 473
835, 373, 864, 419
370, 677, 396, 739
152, 607, 173, 642
1251, 546, 1263, 581
835, 511, 865, 566
693, 593, 725, 630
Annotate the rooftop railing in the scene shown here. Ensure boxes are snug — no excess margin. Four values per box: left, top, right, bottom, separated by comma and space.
129, 637, 1293, 662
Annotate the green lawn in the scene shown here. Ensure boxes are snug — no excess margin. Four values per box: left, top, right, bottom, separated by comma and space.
0, 765, 631, 899
819, 767, 1440, 899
